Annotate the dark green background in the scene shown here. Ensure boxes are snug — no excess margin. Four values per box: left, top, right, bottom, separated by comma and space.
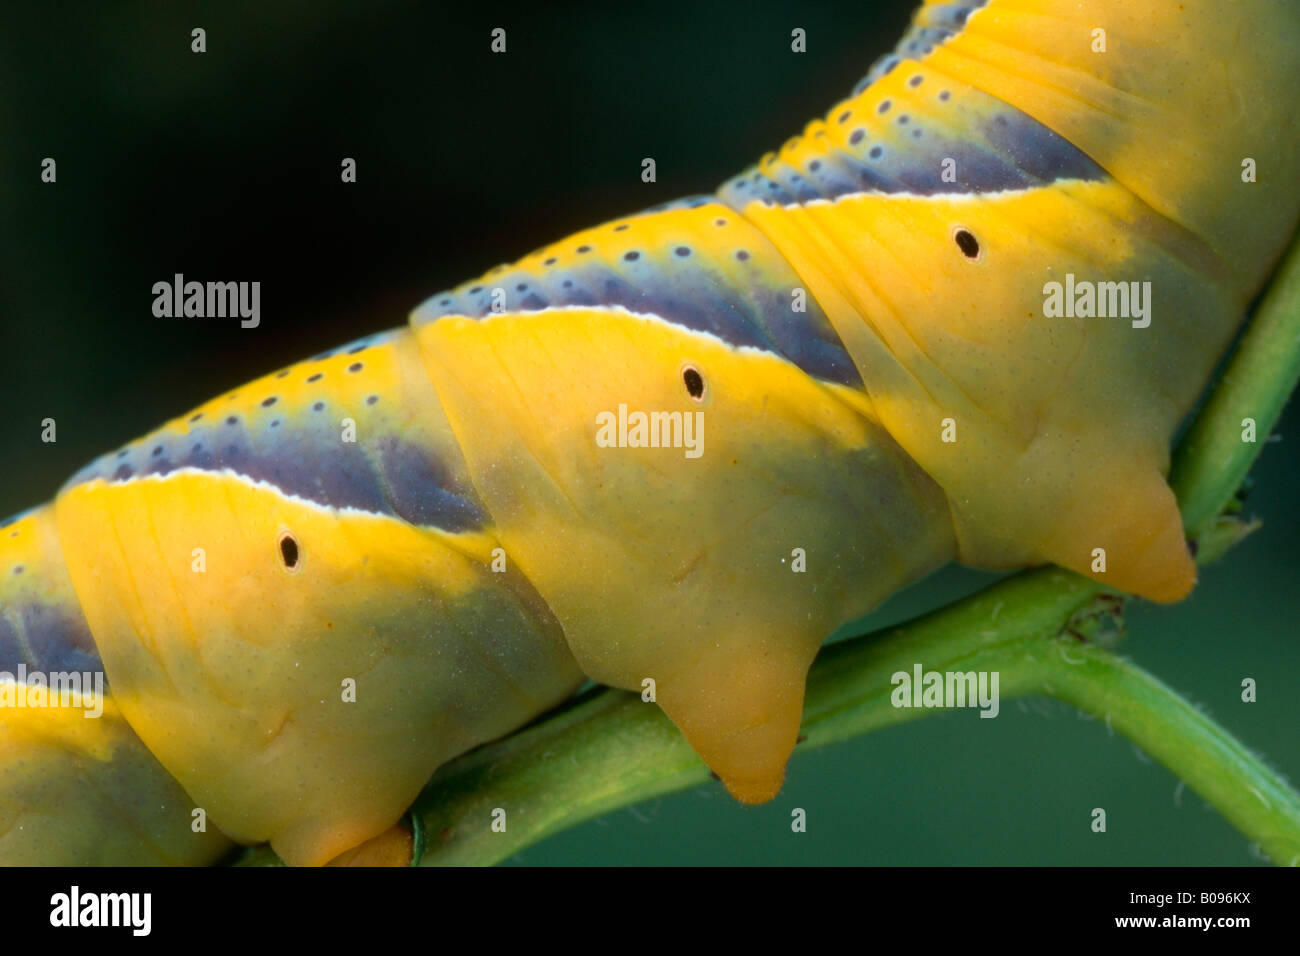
2, 0, 1295, 865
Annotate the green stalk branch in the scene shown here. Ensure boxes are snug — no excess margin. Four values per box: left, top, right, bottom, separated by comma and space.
408, 570, 1109, 867
1040, 645, 1300, 866
405, 561, 1300, 866
1171, 237, 1300, 532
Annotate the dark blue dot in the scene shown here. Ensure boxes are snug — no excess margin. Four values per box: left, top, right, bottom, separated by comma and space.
307, 373, 323, 383
838, 110, 851, 124
898, 115, 910, 125
674, 246, 691, 257
348, 345, 366, 355
312, 402, 325, 412
613, 224, 629, 232
715, 218, 727, 226
869, 146, 883, 159
275, 370, 290, 379
440, 297, 451, 305
624, 251, 640, 261
850, 129, 865, 145
270, 420, 280, 428
191, 443, 203, 453
347, 363, 363, 373
909, 75, 923, 87
562, 279, 573, 288
543, 257, 557, 266
939, 90, 951, 101
809, 160, 821, 171
152, 445, 164, 457
516, 283, 527, 292
116, 449, 129, 459
12, 565, 23, 576
577, 245, 591, 254
226, 416, 238, 426
261, 397, 277, 407
366, 395, 379, 405
189, 413, 203, 423
469, 286, 483, 294
878, 100, 892, 114
736, 250, 750, 261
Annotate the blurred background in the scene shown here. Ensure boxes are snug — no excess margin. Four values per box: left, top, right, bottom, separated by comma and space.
2, 0, 1295, 865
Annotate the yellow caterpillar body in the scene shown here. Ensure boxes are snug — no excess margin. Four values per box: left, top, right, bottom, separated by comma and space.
2, 0, 1298, 865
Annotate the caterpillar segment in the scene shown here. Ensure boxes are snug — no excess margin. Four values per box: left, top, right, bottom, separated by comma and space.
725, 0, 1300, 602
51, 330, 586, 866
411, 198, 959, 804
0, 507, 233, 864
3, 0, 1299, 864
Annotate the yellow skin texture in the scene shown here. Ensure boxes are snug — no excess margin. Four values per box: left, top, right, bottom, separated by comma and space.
0, 509, 233, 865
415, 309, 954, 803
912, 0, 1300, 284
741, 0, 1300, 601
746, 182, 1223, 600
2, 0, 1298, 863
40, 334, 583, 865
0, 690, 233, 866
55, 476, 583, 866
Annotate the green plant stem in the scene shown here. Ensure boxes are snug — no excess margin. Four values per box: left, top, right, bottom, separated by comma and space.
1040, 645, 1300, 866
409, 570, 1105, 867
408, 566, 1300, 866
404, 566, 1299, 866
1171, 236, 1300, 532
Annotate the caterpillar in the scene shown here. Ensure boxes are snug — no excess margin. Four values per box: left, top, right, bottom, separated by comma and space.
3, 0, 1298, 866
